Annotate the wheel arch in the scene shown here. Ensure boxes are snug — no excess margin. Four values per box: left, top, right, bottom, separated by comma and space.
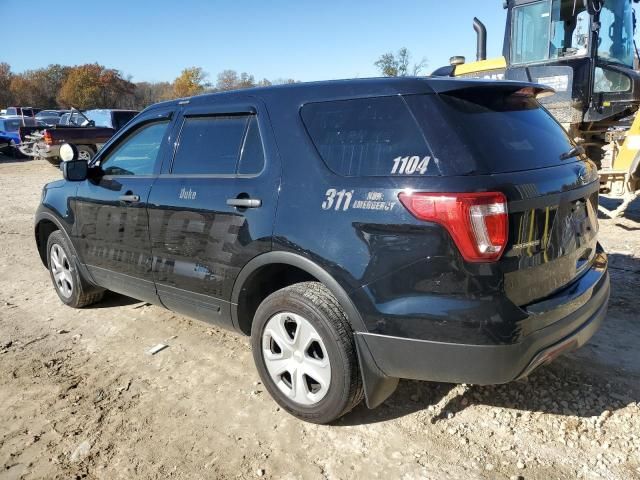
231, 251, 367, 336
232, 251, 398, 409
35, 212, 68, 267
34, 211, 97, 287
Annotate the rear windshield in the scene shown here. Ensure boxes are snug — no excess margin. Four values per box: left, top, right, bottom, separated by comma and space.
406, 90, 577, 174
1, 120, 21, 132
0, 119, 36, 131
301, 91, 577, 177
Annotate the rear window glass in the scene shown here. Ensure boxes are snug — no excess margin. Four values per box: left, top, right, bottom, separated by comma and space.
301, 96, 437, 177
113, 111, 138, 130
405, 91, 577, 174
238, 116, 265, 175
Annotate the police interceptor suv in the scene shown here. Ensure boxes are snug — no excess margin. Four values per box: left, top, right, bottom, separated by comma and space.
35, 78, 609, 424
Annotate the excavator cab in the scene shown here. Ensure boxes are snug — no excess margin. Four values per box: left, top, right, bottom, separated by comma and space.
440, 0, 640, 216
505, 0, 640, 132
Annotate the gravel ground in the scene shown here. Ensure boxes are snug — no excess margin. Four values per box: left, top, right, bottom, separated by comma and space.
0, 157, 639, 480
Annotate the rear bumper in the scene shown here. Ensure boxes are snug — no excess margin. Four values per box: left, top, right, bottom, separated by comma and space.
34, 144, 59, 159
356, 259, 609, 386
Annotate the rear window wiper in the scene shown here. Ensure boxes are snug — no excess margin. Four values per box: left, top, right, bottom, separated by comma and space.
559, 145, 585, 161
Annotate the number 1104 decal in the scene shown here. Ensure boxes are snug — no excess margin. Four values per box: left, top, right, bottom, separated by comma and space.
391, 156, 430, 175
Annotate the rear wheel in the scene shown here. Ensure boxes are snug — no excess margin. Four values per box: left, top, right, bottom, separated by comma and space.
46, 230, 104, 308
251, 282, 363, 424
9, 140, 24, 159
76, 145, 94, 161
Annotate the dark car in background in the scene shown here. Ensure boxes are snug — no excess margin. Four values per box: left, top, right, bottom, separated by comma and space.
34, 78, 609, 424
5, 107, 41, 117
35, 110, 70, 126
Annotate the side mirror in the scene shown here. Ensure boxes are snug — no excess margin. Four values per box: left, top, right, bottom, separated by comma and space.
61, 159, 88, 181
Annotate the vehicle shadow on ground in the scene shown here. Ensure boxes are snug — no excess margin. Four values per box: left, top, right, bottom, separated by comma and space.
0, 152, 39, 165
341, 362, 638, 427
341, 252, 640, 427
92, 291, 143, 309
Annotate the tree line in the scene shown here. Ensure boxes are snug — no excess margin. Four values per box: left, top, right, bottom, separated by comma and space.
0, 48, 424, 111
0, 63, 297, 111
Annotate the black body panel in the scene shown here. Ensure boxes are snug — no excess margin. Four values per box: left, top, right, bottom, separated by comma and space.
147, 97, 281, 327
34, 77, 610, 406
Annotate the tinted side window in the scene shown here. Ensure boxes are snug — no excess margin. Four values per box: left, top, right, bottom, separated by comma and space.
172, 116, 248, 175
300, 96, 433, 177
238, 117, 265, 175
101, 121, 169, 176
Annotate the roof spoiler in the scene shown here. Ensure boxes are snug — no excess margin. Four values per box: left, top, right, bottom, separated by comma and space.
428, 80, 556, 99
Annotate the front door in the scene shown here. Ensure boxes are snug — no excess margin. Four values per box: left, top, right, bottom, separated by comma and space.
147, 99, 281, 327
74, 107, 175, 303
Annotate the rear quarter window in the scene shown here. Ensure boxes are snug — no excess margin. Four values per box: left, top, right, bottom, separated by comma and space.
301, 96, 439, 177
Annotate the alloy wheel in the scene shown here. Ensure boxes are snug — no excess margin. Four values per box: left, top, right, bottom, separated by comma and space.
50, 244, 73, 298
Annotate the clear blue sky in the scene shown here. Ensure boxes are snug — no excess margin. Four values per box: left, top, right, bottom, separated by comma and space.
1, 0, 508, 82
0, 0, 636, 83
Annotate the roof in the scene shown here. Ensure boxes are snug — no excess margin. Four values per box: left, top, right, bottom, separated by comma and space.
148, 76, 553, 111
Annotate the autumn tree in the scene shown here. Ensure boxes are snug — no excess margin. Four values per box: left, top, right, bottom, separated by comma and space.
215, 69, 239, 91
133, 81, 172, 109
238, 72, 256, 89
9, 65, 71, 107
9, 75, 35, 105
271, 78, 298, 85
57, 64, 134, 109
374, 48, 427, 77
172, 67, 208, 98
0, 63, 13, 107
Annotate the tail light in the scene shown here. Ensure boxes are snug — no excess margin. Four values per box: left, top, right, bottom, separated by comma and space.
398, 191, 508, 262
43, 131, 53, 146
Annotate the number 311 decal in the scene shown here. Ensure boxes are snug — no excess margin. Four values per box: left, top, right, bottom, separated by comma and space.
322, 189, 353, 211
391, 156, 430, 175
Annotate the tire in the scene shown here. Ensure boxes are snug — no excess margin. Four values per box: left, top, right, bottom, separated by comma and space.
251, 281, 363, 424
76, 145, 94, 162
46, 230, 104, 308
9, 140, 25, 159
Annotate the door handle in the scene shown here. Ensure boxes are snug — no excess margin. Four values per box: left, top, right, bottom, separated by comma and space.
118, 194, 140, 203
226, 198, 262, 208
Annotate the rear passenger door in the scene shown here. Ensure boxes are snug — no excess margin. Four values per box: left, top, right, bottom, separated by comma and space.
147, 99, 280, 327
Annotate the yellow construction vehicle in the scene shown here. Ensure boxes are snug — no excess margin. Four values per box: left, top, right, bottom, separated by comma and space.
434, 0, 640, 217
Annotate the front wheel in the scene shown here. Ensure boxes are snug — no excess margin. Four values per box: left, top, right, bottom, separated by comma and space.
251, 282, 363, 424
46, 230, 104, 308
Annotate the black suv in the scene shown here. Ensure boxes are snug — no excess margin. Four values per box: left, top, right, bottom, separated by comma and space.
35, 78, 609, 423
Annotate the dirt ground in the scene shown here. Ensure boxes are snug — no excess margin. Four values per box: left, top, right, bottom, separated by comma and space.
0, 157, 639, 480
